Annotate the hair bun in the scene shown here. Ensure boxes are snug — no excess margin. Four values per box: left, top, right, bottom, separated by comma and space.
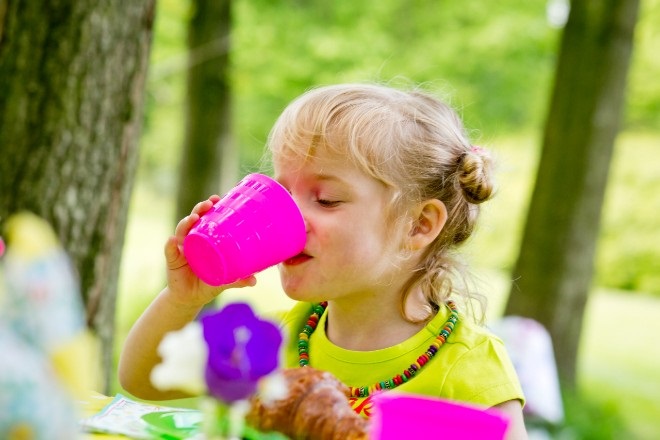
457, 147, 494, 204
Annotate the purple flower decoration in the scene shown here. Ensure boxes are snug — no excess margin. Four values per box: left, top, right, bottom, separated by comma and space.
201, 302, 283, 403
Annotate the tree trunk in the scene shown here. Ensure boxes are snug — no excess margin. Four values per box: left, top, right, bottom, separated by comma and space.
0, 0, 155, 392
176, 0, 236, 221
505, 0, 639, 389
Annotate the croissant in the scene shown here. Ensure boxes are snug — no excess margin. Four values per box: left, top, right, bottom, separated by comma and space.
246, 367, 369, 440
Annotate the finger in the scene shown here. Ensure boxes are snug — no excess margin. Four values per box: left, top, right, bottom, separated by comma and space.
164, 236, 181, 266
192, 197, 217, 216
191, 200, 207, 215
233, 275, 257, 288
193, 195, 221, 217
174, 213, 199, 240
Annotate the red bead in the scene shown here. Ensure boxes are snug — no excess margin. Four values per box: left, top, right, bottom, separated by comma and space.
298, 301, 459, 397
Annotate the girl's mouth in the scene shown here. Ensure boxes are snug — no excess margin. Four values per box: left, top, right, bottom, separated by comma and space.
283, 253, 312, 266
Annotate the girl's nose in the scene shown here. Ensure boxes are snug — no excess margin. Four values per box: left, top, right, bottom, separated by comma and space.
291, 195, 310, 233
297, 205, 310, 233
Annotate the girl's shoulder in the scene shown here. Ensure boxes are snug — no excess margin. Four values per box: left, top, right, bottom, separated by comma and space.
264, 301, 315, 338
270, 301, 313, 323
434, 312, 511, 366
427, 305, 504, 352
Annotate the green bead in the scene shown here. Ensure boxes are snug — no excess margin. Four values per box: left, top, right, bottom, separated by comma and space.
294, 300, 460, 394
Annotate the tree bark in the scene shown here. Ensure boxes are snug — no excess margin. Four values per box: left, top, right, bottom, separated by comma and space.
0, 0, 155, 392
175, 0, 236, 221
505, 0, 639, 388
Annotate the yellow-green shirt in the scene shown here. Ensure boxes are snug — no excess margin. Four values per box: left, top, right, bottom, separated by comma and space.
276, 301, 525, 418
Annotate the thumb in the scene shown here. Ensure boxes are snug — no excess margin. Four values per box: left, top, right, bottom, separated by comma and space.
164, 236, 184, 268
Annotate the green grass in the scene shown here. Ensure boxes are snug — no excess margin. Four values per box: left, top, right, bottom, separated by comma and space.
114, 132, 660, 438
578, 291, 660, 439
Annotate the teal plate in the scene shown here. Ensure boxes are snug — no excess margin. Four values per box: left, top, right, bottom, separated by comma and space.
141, 411, 203, 439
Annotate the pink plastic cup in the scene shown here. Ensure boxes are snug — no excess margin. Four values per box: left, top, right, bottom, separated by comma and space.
183, 173, 306, 286
370, 393, 510, 440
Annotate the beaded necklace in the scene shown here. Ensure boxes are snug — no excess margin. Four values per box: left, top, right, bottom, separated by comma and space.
297, 300, 459, 398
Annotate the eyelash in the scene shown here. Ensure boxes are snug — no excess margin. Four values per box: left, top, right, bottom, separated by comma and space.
317, 199, 341, 208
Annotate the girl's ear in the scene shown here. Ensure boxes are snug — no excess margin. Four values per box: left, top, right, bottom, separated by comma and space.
408, 199, 447, 250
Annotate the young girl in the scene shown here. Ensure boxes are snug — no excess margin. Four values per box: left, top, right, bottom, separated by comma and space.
119, 83, 527, 438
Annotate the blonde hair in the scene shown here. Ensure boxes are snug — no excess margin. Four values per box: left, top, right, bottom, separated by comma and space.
267, 83, 494, 322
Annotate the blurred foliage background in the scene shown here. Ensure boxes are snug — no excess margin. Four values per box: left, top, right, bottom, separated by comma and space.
139, 0, 659, 296
117, 0, 660, 438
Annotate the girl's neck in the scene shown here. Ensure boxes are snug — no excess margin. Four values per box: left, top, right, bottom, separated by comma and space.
324, 290, 431, 351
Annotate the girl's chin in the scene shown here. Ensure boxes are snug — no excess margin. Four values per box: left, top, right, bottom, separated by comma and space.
281, 283, 325, 303
277, 275, 304, 300
277, 268, 327, 302
282, 288, 317, 302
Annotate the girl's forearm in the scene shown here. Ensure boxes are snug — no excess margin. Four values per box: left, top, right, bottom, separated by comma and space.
117, 287, 204, 400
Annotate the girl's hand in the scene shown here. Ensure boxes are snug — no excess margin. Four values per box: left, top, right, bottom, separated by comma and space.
163, 195, 256, 307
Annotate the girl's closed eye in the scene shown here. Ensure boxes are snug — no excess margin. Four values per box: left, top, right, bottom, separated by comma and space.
317, 198, 342, 208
